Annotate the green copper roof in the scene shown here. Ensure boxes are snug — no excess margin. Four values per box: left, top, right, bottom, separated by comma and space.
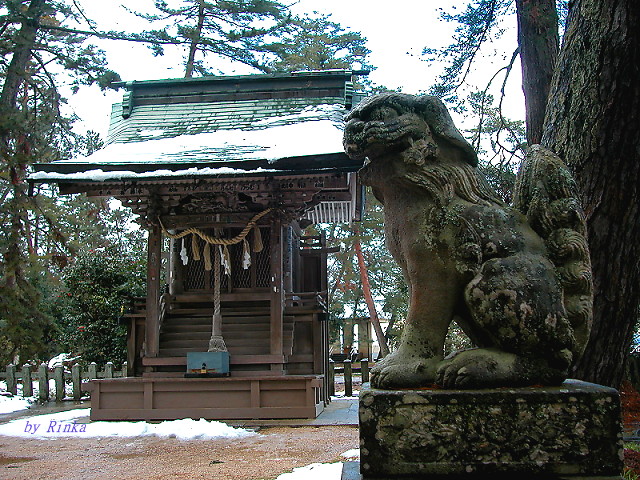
31, 70, 367, 182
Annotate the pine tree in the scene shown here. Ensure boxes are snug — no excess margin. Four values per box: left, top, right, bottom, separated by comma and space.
132, 0, 295, 77
0, 0, 120, 364
267, 13, 372, 73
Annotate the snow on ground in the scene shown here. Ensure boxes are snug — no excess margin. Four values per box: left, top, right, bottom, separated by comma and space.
0, 380, 38, 414
0, 393, 35, 414
273, 448, 359, 479
275, 462, 343, 480
342, 448, 360, 460
0, 408, 256, 440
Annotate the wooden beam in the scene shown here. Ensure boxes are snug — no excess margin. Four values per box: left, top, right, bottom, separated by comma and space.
142, 354, 284, 367
145, 223, 162, 358
270, 220, 284, 361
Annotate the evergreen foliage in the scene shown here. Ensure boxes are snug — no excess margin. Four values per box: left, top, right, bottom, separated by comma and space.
423, 0, 514, 105
466, 91, 525, 202
131, 1, 373, 78
423, 0, 567, 105
422, 0, 557, 159
131, 0, 295, 77
0, 0, 120, 364
268, 13, 372, 73
47, 247, 146, 365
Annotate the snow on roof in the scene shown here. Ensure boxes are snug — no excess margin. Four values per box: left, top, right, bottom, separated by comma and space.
30, 104, 348, 183
30, 166, 280, 182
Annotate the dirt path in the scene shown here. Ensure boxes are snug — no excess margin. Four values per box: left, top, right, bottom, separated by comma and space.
0, 425, 358, 480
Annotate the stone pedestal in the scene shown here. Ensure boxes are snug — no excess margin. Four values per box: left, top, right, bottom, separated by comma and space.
358, 380, 623, 479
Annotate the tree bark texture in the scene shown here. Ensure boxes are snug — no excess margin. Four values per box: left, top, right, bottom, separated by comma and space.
542, 0, 640, 387
515, 0, 559, 145
0, 0, 44, 289
0, 0, 44, 110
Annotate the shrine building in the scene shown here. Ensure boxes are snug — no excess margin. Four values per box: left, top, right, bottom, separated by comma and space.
29, 70, 366, 420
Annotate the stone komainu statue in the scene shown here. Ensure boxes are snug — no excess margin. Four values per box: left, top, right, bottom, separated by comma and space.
343, 93, 592, 389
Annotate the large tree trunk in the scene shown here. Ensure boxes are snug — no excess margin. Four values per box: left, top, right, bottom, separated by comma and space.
541, 0, 640, 388
515, 0, 559, 144
1, 0, 44, 288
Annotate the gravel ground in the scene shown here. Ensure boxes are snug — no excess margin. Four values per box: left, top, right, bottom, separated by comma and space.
0, 425, 358, 480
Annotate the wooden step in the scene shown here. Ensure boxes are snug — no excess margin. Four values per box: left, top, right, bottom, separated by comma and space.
161, 322, 293, 335
161, 321, 280, 333
160, 332, 281, 348
159, 346, 272, 356
142, 354, 285, 367
161, 324, 213, 334
168, 292, 270, 302
160, 332, 212, 342
163, 315, 272, 325
167, 307, 271, 314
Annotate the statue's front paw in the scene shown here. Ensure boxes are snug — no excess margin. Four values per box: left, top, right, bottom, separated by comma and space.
435, 349, 517, 388
370, 354, 439, 389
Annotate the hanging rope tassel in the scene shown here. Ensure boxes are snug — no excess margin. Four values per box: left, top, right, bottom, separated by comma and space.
222, 245, 231, 276
191, 233, 201, 261
242, 239, 251, 270
252, 225, 263, 252
180, 238, 189, 265
203, 242, 212, 271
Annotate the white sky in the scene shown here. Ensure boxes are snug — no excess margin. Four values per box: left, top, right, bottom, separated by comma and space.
66, 1, 525, 138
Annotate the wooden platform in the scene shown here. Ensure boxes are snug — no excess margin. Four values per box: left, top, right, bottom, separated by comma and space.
87, 375, 324, 421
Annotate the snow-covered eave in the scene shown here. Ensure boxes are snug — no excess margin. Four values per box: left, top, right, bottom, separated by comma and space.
28, 157, 361, 185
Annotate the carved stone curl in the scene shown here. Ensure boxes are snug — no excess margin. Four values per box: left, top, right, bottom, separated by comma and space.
343, 93, 592, 389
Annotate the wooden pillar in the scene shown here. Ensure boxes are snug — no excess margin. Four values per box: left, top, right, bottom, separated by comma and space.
145, 223, 162, 358
283, 225, 293, 293
270, 220, 284, 366
358, 318, 372, 360
168, 238, 184, 295
22, 364, 32, 397
322, 314, 331, 403
126, 317, 136, 376
344, 359, 353, 397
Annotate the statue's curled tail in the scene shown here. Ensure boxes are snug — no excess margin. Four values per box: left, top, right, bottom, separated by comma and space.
513, 145, 593, 357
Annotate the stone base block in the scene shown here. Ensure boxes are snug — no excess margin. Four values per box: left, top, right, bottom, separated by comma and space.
359, 380, 623, 478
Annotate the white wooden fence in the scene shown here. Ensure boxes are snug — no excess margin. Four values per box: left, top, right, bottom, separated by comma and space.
2, 359, 368, 402
1, 362, 127, 402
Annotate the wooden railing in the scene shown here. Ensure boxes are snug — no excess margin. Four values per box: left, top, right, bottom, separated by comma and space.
1, 362, 127, 402
328, 358, 370, 397
285, 291, 327, 312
